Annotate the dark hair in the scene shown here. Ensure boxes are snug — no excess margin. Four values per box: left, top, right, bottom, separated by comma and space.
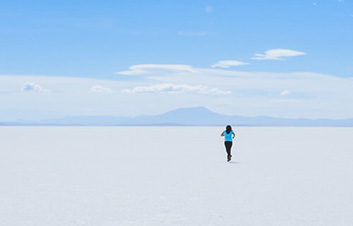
226, 125, 232, 134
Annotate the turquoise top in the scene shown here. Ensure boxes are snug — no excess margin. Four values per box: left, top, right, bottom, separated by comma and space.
223, 130, 234, 142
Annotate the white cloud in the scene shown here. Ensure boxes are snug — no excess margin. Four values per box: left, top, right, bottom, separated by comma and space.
251, 49, 306, 60
212, 60, 249, 68
89, 85, 113, 93
280, 90, 291, 96
122, 83, 231, 95
21, 82, 49, 92
117, 64, 195, 75
2, 68, 353, 120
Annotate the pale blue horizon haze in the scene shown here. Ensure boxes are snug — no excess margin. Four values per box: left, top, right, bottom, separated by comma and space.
1, 0, 353, 121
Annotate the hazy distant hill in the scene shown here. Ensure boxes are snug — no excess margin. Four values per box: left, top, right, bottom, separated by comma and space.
3, 107, 353, 126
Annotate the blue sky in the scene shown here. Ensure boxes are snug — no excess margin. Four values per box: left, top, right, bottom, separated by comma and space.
1, 0, 353, 121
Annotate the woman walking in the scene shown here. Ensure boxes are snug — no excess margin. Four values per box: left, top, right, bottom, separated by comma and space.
221, 125, 235, 162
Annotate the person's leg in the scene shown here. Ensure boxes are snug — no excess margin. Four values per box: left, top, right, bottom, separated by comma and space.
225, 142, 232, 161
224, 142, 229, 155
228, 142, 232, 157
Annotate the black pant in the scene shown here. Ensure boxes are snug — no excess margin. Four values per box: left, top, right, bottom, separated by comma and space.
224, 141, 232, 156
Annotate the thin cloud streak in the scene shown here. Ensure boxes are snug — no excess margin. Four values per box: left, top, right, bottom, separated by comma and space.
117, 64, 195, 75
89, 85, 114, 93
122, 83, 231, 95
2, 67, 353, 119
212, 60, 249, 68
280, 90, 291, 96
251, 49, 306, 61
177, 31, 209, 36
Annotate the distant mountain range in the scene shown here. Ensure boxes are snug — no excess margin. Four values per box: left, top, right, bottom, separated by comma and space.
2, 107, 353, 126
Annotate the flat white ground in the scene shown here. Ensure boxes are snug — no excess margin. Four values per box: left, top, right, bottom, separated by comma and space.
1, 126, 353, 226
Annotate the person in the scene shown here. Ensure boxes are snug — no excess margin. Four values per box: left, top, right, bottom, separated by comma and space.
221, 125, 235, 162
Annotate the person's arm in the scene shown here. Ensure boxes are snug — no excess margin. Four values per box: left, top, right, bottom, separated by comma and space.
232, 131, 235, 139
220, 132, 224, 136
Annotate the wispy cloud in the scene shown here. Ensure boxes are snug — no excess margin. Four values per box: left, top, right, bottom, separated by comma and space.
21, 82, 49, 92
89, 85, 113, 93
251, 49, 306, 60
122, 83, 231, 95
116, 64, 195, 75
280, 90, 291, 96
2, 67, 353, 119
270, 99, 301, 103
212, 60, 249, 68
177, 31, 209, 37
205, 6, 213, 13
